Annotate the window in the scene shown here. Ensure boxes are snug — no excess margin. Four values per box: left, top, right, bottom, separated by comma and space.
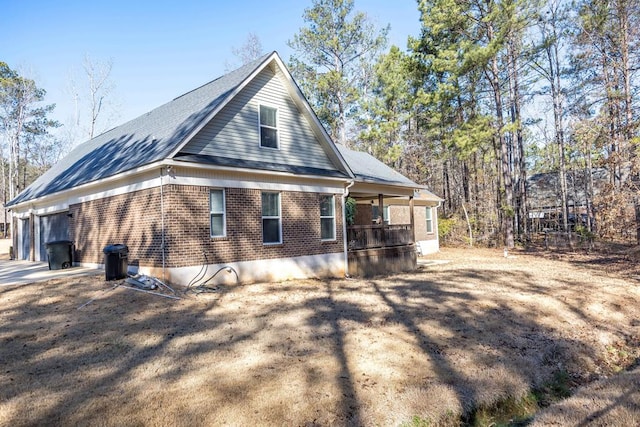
262, 192, 281, 244
210, 189, 226, 237
320, 195, 336, 240
259, 105, 278, 148
426, 207, 433, 233
372, 205, 389, 224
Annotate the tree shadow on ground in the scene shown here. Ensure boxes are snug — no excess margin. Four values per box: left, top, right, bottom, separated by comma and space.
1, 253, 638, 426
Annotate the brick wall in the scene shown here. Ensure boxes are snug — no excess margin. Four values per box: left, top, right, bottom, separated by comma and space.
391, 205, 437, 242
70, 185, 344, 268
390, 205, 410, 225
69, 188, 164, 267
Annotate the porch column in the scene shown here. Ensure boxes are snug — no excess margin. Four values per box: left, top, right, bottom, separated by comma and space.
409, 196, 415, 243
12, 214, 17, 260
378, 193, 385, 244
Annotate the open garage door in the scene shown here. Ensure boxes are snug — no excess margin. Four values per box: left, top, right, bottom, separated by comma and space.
39, 212, 70, 262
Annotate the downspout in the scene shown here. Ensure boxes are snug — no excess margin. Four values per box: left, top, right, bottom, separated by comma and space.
160, 167, 166, 282
435, 200, 442, 251
342, 180, 355, 277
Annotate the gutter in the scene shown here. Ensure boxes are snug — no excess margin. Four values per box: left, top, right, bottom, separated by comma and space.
160, 166, 167, 282
342, 180, 355, 277
434, 200, 442, 249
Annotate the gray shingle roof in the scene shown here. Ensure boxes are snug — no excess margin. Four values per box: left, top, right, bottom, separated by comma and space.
7, 53, 274, 207
7, 52, 433, 208
335, 144, 418, 186
527, 168, 609, 209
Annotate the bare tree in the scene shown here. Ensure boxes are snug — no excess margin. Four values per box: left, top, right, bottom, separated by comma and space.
225, 33, 265, 71
67, 55, 117, 142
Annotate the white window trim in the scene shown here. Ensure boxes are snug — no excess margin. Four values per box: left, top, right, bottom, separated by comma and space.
258, 104, 279, 150
262, 192, 282, 245
426, 206, 434, 234
210, 189, 226, 238
320, 195, 336, 241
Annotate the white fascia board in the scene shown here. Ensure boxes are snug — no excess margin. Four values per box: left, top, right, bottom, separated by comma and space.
169, 175, 342, 194
165, 158, 348, 185
382, 198, 440, 207
349, 181, 421, 198
10, 159, 350, 214
7, 161, 167, 213
165, 160, 346, 193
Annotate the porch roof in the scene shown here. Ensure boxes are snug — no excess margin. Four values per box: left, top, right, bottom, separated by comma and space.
336, 144, 417, 187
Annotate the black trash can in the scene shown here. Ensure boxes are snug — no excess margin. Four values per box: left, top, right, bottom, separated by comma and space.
103, 244, 129, 280
46, 240, 74, 270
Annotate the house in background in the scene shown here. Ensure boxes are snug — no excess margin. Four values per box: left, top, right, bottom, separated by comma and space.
527, 169, 607, 232
6, 52, 440, 284
0, 202, 9, 238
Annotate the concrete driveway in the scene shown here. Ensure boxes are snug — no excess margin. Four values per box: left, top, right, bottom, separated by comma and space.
0, 259, 103, 286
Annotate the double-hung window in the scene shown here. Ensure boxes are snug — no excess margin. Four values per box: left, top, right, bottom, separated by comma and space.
262, 192, 281, 244
426, 207, 433, 233
210, 189, 226, 237
320, 195, 336, 240
259, 105, 278, 149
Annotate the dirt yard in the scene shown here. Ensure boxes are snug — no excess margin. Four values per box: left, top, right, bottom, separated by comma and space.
1, 247, 640, 426
0, 239, 10, 260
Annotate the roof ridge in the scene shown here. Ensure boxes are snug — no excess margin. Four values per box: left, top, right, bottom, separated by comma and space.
172, 52, 273, 102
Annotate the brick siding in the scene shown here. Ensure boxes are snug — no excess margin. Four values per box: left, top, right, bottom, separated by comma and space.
390, 205, 437, 242
69, 188, 164, 267
70, 185, 344, 268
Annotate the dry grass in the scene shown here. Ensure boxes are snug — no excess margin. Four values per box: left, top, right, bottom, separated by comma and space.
531, 365, 640, 426
1, 247, 640, 426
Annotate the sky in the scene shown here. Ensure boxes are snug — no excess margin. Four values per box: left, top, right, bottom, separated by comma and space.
1, 0, 423, 143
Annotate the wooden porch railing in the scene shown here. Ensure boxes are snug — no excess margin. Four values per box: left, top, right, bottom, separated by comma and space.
347, 224, 414, 251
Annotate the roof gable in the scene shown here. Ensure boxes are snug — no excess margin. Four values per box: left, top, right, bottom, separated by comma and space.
176, 64, 343, 176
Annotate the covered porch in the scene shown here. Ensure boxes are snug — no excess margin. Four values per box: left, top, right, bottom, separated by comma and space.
346, 184, 419, 277
335, 143, 441, 277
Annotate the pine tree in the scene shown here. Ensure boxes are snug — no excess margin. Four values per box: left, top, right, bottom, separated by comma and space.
288, 0, 388, 145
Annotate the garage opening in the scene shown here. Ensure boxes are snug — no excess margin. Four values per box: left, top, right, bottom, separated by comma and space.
20, 218, 30, 260
39, 212, 70, 262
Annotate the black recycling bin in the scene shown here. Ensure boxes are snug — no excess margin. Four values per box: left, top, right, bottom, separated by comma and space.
46, 240, 74, 270
103, 244, 129, 280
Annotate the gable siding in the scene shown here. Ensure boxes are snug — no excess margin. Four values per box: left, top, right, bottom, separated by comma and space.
181, 67, 336, 171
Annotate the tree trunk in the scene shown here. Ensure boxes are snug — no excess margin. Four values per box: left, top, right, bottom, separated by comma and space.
545, 26, 570, 234
617, 0, 640, 243
489, 52, 514, 249
508, 34, 527, 239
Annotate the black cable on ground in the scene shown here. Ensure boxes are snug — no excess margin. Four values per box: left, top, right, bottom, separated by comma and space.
186, 252, 209, 290
189, 266, 239, 294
